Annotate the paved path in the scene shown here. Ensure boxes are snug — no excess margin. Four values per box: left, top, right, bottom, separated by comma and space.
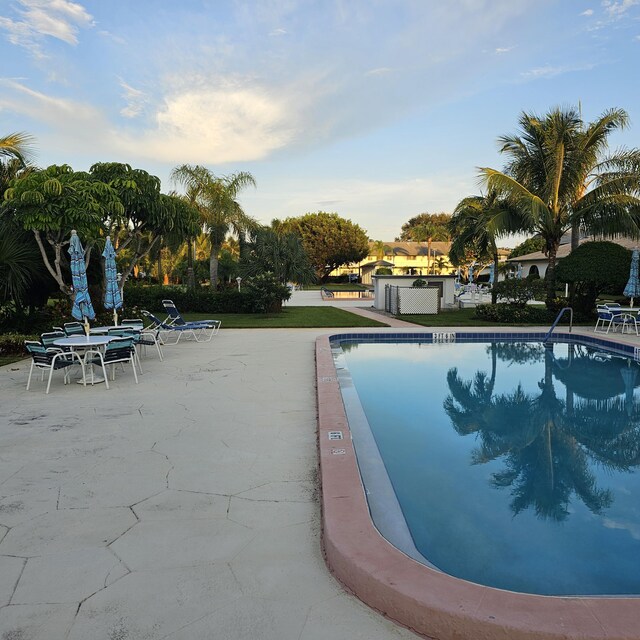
1, 321, 634, 639
0, 329, 417, 640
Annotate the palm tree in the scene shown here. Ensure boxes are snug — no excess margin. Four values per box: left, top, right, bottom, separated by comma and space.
0, 132, 34, 166
171, 165, 257, 290
481, 106, 640, 305
411, 222, 449, 274
449, 192, 519, 302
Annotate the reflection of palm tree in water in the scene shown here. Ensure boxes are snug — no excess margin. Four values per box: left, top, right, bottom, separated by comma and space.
444, 344, 640, 521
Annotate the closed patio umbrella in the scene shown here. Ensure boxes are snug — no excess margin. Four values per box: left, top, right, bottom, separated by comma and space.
468, 264, 474, 283
624, 248, 640, 308
489, 263, 495, 285
69, 229, 96, 333
516, 263, 523, 279
102, 236, 122, 325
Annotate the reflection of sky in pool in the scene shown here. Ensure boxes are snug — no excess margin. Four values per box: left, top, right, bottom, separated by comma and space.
338, 341, 640, 596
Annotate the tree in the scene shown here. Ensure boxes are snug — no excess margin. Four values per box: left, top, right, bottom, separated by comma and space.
449, 192, 519, 302
508, 236, 545, 259
242, 225, 316, 285
397, 212, 452, 241
89, 163, 200, 292
480, 106, 640, 306
171, 164, 257, 290
279, 212, 369, 281
0, 132, 34, 167
555, 241, 631, 314
3, 164, 123, 298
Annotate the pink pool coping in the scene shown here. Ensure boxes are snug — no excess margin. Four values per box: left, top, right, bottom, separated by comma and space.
316, 332, 640, 640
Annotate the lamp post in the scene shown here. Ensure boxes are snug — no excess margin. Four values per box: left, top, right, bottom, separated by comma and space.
236, 276, 242, 292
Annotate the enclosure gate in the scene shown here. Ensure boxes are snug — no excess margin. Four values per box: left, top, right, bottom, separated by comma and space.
384, 285, 440, 315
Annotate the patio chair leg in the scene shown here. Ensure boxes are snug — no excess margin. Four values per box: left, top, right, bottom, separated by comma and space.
131, 359, 138, 384
26, 362, 35, 390
45, 368, 54, 394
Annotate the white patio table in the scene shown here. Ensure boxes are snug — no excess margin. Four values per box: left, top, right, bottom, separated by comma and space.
53, 335, 114, 384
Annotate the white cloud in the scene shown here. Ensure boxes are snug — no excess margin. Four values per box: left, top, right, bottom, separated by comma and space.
602, 0, 639, 16
119, 79, 147, 118
268, 28, 287, 36
520, 62, 594, 80
581, 9, 595, 16
494, 46, 513, 54
0, 0, 93, 57
120, 81, 297, 164
365, 67, 392, 76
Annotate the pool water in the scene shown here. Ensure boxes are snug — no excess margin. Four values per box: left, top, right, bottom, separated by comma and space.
337, 340, 640, 596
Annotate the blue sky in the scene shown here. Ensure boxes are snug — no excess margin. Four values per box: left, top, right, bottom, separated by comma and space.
1, 0, 639, 245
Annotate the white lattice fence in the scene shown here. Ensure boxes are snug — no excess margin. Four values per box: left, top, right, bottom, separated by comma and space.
385, 285, 440, 314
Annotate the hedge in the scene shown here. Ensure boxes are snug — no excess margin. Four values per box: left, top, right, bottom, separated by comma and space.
0, 332, 38, 356
474, 303, 554, 324
123, 285, 248, 314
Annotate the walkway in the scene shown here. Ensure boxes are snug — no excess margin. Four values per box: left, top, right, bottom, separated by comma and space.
0, 328, 417, 640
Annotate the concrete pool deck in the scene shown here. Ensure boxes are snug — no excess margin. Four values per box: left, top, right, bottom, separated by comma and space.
1, 322, 639, 639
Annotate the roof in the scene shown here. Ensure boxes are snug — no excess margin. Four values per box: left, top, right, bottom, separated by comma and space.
506, 236, 640, 263
360, 259, 395, 268
368, 241, 450, 257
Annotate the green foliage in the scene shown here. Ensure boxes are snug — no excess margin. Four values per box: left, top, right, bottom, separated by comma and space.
124, 284, 246, 314
376, 267, 392, 275
491, 278, 546, 306
480, 105, 640, 306
556, 241, 631, 314
279, 212, 369, 280
508, 236, 545, 258
242, 226, 316, 284
397, 212, 451, 241
0, 332, 38, 355
243, 272, 292, 313
474, 303, 553, 323
412, 278, 427, 287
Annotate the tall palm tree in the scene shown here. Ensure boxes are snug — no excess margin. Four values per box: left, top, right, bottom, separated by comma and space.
480, 106, 640, 305
0, 132, 34, 166
449, 192, 519, 302
411, 222, 449, 274
171, 164, 257, 290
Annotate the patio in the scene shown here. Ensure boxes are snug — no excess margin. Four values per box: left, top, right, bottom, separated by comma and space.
0, 328, 418, 639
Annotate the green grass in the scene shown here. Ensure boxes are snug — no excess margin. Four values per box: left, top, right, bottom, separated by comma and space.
179, 306, 388, 328
397, 308, 592, 327
0, 355, 23, 367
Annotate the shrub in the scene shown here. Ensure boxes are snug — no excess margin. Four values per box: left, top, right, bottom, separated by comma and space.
243, 273, 291, 313
412, 278, 427, 287
491, 278, 546, 306
0, 332, 38, 356
555, 241, 631, 315
474, 303, 553, 324
123, 284, 247, 314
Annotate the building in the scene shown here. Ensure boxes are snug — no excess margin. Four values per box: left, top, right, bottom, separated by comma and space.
505, 236, 639, 278
333, 241, 455, 285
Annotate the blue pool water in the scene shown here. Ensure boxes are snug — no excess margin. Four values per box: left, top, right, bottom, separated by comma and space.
336, 339, 640, 596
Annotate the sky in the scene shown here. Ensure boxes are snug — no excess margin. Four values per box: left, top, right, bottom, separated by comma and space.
1, 0, 640, 246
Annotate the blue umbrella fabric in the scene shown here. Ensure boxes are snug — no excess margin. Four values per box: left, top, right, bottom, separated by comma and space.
624, 249, 640, 308
489, 263, 495, 285
516, 263, 523, 279
69, 230, 96, 324
468, 264, 474, 283
102, 237, 122, 324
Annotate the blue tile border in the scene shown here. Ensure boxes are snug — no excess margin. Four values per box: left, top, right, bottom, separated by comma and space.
328, 330, 637, 358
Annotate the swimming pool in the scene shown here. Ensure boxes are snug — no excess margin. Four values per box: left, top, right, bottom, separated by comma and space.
317, 330, 640, 640
334, 338, 640, 596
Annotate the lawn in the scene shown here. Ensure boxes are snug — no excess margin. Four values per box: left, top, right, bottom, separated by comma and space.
180, 306, 388, 328
397, 308, 592, 327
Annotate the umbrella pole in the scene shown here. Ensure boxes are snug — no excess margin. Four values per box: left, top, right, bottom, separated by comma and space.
83, 317, 90, 339
113, 310, 118, 326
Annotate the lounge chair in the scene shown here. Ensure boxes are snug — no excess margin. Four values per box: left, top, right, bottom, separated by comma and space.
84, 336, 138, 389
25, 340, 86, 394
161, 299, 221, 342
141, 310, 201, 344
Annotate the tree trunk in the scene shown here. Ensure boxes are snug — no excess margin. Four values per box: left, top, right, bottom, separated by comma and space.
569, 221, 580, 302
186, 239, 195, 291
545, 243, 559, 308
209, 243, 220, 291
491, 251, 499, 304
157, 253, 163, 285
